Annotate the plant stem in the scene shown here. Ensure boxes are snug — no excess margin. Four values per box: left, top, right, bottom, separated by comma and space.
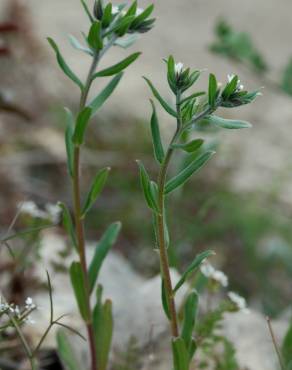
72, 51, 100, 370
156, 92, 183, 338
7, 310, 36, 370
266, 316, 285, 370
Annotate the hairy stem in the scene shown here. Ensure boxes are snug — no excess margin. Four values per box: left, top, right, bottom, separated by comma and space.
156, 92, 183, 338
72, 51, 100, 370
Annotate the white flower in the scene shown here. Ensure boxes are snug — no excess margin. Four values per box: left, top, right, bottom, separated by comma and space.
19, 201, 46, 219
136, 7, 144, 16
174, 62, 184, 75
200, 261, 228, 287
227, 74, 244, 91
45, 203, 61, 223
227, 291, 250, 313
25, 297, 36, 310
112, 5, 119, 15
19, 201, 60, 223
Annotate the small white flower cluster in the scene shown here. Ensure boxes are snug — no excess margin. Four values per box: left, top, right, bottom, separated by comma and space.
0, 296, 37, 326
174, 62, 184, 75
227, 73, 244, 92
200, 261, 229, 287
227, 291, 250, 314
18, 201, 61, 224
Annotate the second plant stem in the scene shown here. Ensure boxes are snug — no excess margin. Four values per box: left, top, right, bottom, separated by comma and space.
156, 92, 183, 338
72, 52, 100, 370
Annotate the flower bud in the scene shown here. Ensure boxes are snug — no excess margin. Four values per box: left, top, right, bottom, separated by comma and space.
93, 0, 103, 20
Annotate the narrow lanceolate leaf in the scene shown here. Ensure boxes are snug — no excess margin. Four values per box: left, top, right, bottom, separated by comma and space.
64, 108, 74, 177
130, 4, 155, 29
206, 115, 252, 129
57, 330, 81, 370
114, 34, 138, 49
161, 278, 170, 319
47, 38, 83, 90
172, 139, 204, 153
58, 202, 77, 250
143, 77, 177, 117
69, 35, 93, 56
92, 52, 141, 78
136, 160, 160, 213
69, 262, 90, 321
181, 291, 198, 351
93, 299, 113, 370
174, 250, 214, 293
165, 151, 215, 194
72, 107, 92, 145
150, 100, 164, 163
87, 21, 103, 50
222, 75, 238, 100
208, 73, 217, 108
89, 73, 123, 115
82, 168, 110, 217
88, 222, 121, 293
172, 337, 189, 370
102, 3, 113, 28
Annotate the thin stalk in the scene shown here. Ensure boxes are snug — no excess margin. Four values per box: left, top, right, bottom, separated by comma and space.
156, 91, 183, 338
7, 311, 36, 370
72, 51, 100, 370
266, 316, 285, 370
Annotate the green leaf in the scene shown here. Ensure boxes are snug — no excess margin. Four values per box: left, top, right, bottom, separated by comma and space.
174, 250, 214, 293
58, 202, 77, 250
181, 291, 198, 351
73, 107, 92, 145
150, 100, 165, 163
102, 3, 113, 28
93, 295, 113, 370
222, 75, 238, 100
88, 222, 121, 293
165, 151, 215, 194
171, 139, 204, 153
166, 55, 176, 93
206, 115, 252, 129
69, 262, 90, 321
57, 330, 81, 370
172, 337, 189, 370
143, 77, 177, 117
130, 4, 154, 29
92, 52, 141, 78
82, 167, 110, 217
64, 108, 74, 177
69, 35, 93, 56
161, 278, 170, 319
47, 38, 84, 90
114, 15, 136, 36
282, 323, 292, 367
80, 0, 94, 23
114, 34, 138, 49
87, 21, 103, 50
136, 160, 160, 213
208, 73, 217, 108
89, 73, 123, 115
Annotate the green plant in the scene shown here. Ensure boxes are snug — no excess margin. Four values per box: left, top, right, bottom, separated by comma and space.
139, 56, 259, 369
210, 19, 292, 97
48, 1, 154, 370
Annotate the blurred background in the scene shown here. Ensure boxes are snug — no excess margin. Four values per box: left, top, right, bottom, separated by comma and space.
1, 0, 292, 329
